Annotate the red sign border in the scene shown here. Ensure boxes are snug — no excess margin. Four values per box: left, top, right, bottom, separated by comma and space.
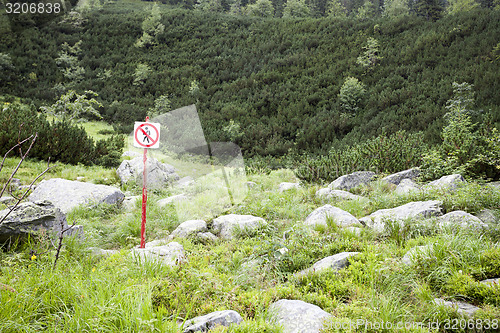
134, 123, 160, 148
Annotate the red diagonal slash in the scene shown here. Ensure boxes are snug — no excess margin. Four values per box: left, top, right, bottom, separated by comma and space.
139, 126, 154, 143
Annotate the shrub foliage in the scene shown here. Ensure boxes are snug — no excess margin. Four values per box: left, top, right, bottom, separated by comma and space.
295, 130, 426, 183
0, 99, 123, 167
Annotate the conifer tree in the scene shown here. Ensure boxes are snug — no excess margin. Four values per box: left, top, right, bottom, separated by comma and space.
383, 0, 410, 17
135, 4, 165, 48
446, 0, 479, 14
356, 37, 382, 68
56, 41, 85, 84
245, 0, 275, 17
356, 0, 377, 19
327, 0, 347, 17
412, 0, 444, 20
283, 0, 311, 17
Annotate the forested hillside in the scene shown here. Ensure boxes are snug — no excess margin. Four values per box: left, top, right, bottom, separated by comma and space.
1, 0, 499, 157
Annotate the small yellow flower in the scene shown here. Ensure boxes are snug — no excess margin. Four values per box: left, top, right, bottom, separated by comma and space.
92, 267, 96, 272
31, 254, 36, 261
28, 264, 31, 268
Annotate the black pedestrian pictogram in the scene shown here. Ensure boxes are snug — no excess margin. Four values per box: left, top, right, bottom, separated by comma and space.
134, 122, 160, 149
143, 126, 151, 143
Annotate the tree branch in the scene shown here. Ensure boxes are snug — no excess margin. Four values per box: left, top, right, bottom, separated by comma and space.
0, 135, 32, 175
0, 133, 37, 199
53, 219, 77, 270
0, 158, 53, 224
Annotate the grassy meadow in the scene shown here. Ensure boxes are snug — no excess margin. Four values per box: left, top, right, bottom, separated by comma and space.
0, 122, 499, 332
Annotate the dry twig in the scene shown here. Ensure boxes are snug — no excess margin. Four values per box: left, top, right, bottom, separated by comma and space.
53, 219, 77, 270
0, 132, 54, 224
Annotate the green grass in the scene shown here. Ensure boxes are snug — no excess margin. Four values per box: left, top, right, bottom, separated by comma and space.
1, 155, 500, 332
79, 120, 116, 142
40, 115, 117, 142
0, 156, 120, 189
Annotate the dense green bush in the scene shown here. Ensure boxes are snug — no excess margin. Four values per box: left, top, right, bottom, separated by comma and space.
295, 130, 427, 183
1, 4, 499, 158
0, 99, 123, 167
420, 83, 500, 181
93, 135, 126, 168
479, 247, 500, 279
444, 272, 500, 306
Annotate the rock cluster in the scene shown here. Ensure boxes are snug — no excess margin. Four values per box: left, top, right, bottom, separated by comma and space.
0, 201, 81, 243
2, 167, 498, 329
28, 178, 124, 214
116, 156, 179, 190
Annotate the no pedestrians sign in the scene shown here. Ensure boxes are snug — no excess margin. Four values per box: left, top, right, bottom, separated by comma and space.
134, 122, 160, 149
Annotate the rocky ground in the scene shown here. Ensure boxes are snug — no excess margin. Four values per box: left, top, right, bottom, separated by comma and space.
1, 162, 499, 332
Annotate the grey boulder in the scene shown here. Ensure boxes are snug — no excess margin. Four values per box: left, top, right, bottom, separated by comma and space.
182, 310, 243, 333
279, 182, 300, 192
177, 176, 195, 188
268, 299, 332, 333
424, 174, 466, 191
212, 214, 266, 240
475, 209, 497, 224
196, 232, 218, 244
116, 156, 179, 190
480, 278, 500, 286
316, 189, 365, 201
246, 181, 257, 188
296, 252, 360, 277
170, 220, 208, 238
394, 179, 420, 195
28, 178, 124, 214
123, 196, 141, 210
328, 171, 376, 191
381, 168, 420, 186
360, 200, 443, 232
433, 298, 480, 316
0, 201, 80, 243
401, 245, 433, 266
437, 211, 488, 229
131, 242, 185, 266
0, 196, 16, 206
304, 205, 359, 228
486, 181, 500, 190
157, 194, 188, 208
144, 238, 171, 248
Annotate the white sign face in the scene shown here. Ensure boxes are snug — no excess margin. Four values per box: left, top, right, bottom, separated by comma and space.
134, 122, 160, 149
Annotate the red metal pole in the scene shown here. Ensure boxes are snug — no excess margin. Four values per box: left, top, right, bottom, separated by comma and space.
140, 116, 149, 248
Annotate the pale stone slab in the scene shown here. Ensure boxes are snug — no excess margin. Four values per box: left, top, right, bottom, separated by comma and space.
268, 299, 332, 333
28, 178, 124, 214
212, 214, 267, 240
360, 200, 443, 232
328, 171, 376, 191
304, 205, 359, 228
183, 310, 243, 333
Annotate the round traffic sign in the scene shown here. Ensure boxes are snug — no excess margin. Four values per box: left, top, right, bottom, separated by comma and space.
134, 123, 160, 148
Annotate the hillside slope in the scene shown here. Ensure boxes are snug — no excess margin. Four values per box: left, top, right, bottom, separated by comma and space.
1, 2, 499, 156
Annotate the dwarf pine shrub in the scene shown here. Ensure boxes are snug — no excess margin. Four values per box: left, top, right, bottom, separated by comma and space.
295, 130, 427, 183
0, 100, 123, 167
444, 271, 500, 307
